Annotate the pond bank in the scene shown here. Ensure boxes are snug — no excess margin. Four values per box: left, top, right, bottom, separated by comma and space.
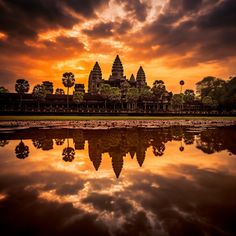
0, 119, 235, 130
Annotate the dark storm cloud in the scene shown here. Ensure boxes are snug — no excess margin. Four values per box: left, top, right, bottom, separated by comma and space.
0, 0, 109, 40
144, 0, 236, 63
83, 22, 114, 37
117, 0, 150, 22
83, 20, 132, 37
66, 0, 109, 17
0, 35, 85, 61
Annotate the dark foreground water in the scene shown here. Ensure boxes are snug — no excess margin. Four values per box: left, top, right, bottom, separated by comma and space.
0, 126, 236, 236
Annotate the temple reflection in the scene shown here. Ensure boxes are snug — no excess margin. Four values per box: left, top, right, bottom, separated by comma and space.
0, 126, 235, 178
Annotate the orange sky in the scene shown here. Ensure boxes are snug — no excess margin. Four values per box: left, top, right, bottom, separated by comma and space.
0, 0, 235, 93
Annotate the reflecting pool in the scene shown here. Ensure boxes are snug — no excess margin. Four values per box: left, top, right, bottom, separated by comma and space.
0, 126, 236, 235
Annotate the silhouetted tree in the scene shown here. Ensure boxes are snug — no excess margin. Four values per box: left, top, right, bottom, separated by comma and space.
15, 79, 30, 109
179, 80, 185, 93
62, 72, 75, 110
120, 80, 130, 97
42, 81, 54, 94
98, 83, 112, 109
109, 87, 121, 109
184, 89, 195, 104
139, 86, 153, 111
0, 86, 9, 93
73, 91, 84, 111
222, 76, 236, 109
32, 84, 47, 110
197, 76, 226, 104
151, 80, 166, 102
126, 87, 139, 111
55, 88, 65, 95
171, 94, 183, 111
202, 96, 217, 109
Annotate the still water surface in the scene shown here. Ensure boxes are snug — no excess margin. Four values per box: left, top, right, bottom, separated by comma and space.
0, 126, 236, 235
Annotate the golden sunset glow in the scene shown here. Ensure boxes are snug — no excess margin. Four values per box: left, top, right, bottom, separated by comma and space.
0, 0, 235, 93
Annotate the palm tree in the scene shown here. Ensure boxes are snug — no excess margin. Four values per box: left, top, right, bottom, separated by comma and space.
15, 79, 30, 109
55, 88, 65, 95
62, 72, 75, 110
179, 80, 185, 94
73, 91, 84, 111
32, 84, 47, 111
62, 139, 75, 162
15, 140, 29, 159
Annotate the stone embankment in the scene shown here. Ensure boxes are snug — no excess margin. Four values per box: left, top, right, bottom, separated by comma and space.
0, 119, 235, 130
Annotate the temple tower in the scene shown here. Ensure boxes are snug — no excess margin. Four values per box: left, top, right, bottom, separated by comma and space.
88, 62, 102, 95
109, 55, 126, 86
129, 74, 136, 87
136, 66, 147, 89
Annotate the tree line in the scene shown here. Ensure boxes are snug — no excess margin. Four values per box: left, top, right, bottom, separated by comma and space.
0, 73, 236, 111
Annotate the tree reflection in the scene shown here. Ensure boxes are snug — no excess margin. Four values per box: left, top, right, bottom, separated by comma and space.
55, 139, 65, 146
32, 137, 53, 150
15, 140, 29, 159
0, 140, 9, 147
179, 139, 185, 152
62, 139, 75, 162
153, 143, 165, 157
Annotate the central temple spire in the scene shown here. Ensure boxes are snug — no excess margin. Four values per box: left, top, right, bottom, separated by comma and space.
109, 55, 126, 84
111, 55, 124, 77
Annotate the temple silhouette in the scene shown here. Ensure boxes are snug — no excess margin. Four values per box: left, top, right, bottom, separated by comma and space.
88, 55, 147, 95
1, 127, 236, 178
0, 55, 175, 114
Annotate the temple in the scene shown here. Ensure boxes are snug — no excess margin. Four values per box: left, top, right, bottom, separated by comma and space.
0, 54, 180, 114
88, 55, 147, 94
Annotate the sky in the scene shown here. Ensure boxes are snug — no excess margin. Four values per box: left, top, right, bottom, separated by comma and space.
0, 0, 236, 93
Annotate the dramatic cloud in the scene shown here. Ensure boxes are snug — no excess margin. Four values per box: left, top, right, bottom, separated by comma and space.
144, 0, 236, 62
0, 0, 235, 92
0, 0, 109, 39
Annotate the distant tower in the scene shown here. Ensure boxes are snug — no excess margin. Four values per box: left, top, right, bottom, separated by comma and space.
88, 62, 102, 95
136, 66, 147, 89
109, 55, 126, 87
129, 74, 136, 87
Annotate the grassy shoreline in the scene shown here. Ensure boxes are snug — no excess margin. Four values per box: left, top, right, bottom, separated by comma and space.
0, 116, 236, 121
